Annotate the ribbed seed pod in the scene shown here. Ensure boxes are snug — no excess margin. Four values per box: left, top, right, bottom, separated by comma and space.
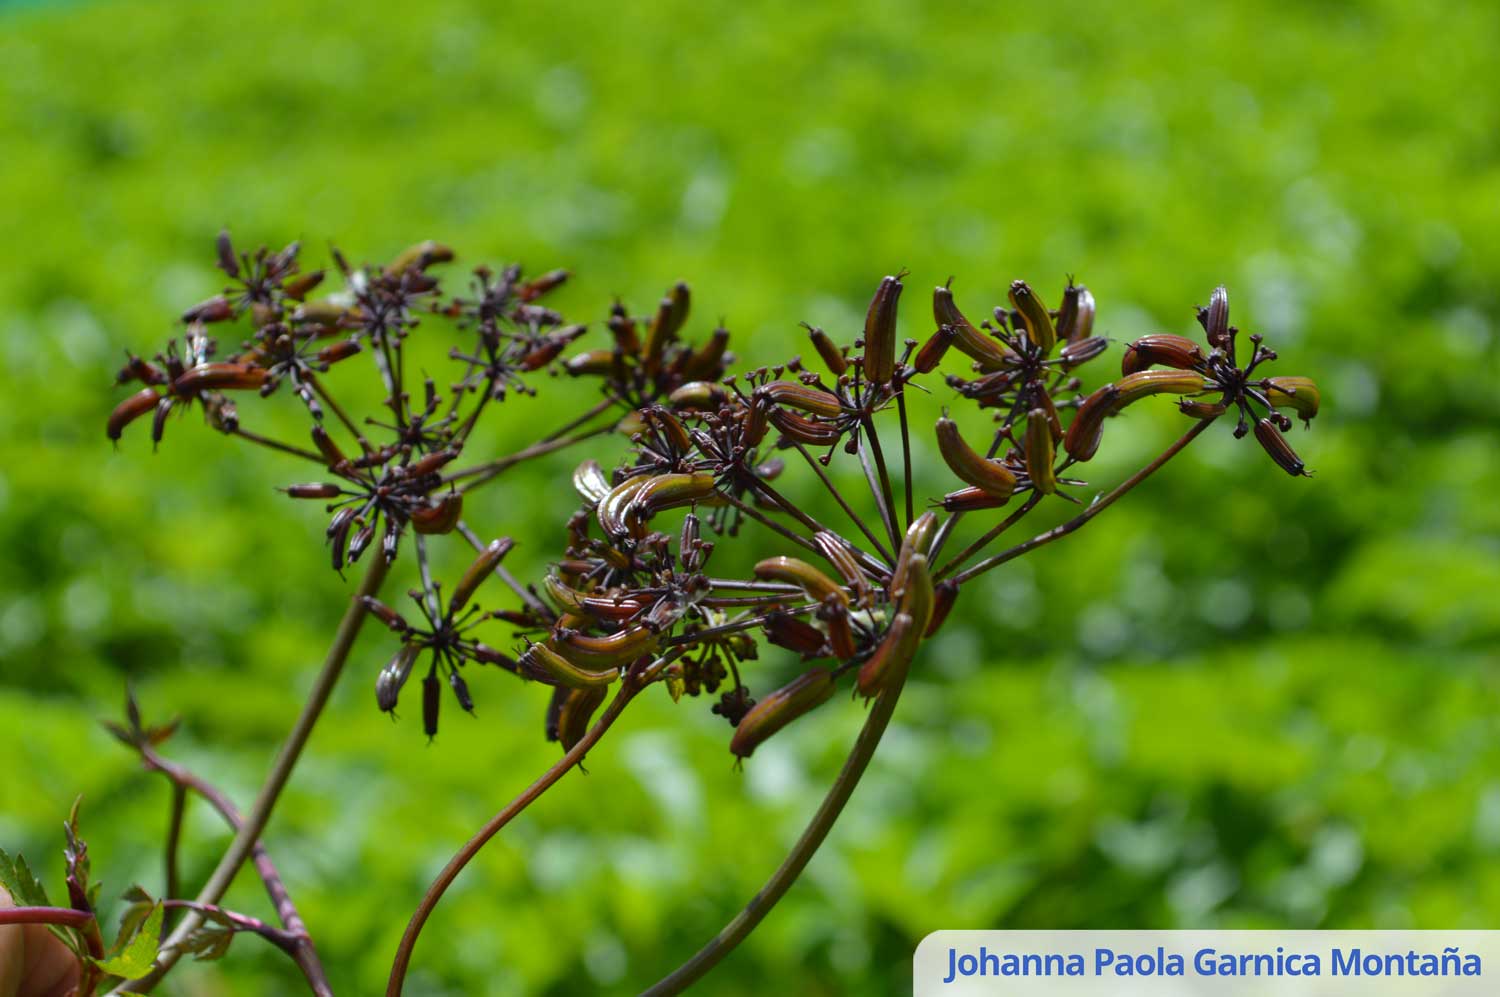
387, 240, 454, 274
1035, 389, 1063, 443
375, 645, 418, 713
768, 406, 843, 446
1178, 399, 1228, 419
597, 475, 652, 539
668, 380, 728, 409
855, 613, 919, 699
813, 531, 872, 606
935, 416, 1016, 498
894, 553, 934, 635
765, 612, 829, 657
1254, 418, 1310, 476
1057, 283, 1095, 343
1062, 384, 1120, 462
1060, 335, 1108, 368
449, 538, 513, 614
422, 670, 440, 738
1009, 280, 1056, 354
1265, 376, 1320, 423
1114, 370, 1208, 405
1025, 408, 1058, 494
754, 381, 843, 418
310, 424, 348, 468
552, 686, 608, 750
819, 595, 857, 660
626, 472, 718, 532
411, 493, 463, 535
940, 485, 1013, 511
925, 580, 959, 637
684, 327, 730, 380
448, 670, 474, 713
107, 388, 162, 441
754, 556, 849, 606
1121, 334, 1205, 375
519, 640, 621, 688
914, 324, 958, 373
933, 284, 1017, 371
730, 669, 837, 759
644, 282, 691, 369
862, 275, 903, 385
1203, 285, 1231, 349
890, 511, 939, 598
174, 362, 268, 393
554, 625, 659, 668
572, 459, 612, 506
807, 326, 848, 375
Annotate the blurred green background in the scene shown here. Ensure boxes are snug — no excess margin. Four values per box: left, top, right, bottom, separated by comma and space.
2, 0, 1499, 993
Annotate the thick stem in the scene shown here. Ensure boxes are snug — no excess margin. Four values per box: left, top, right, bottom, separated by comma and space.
0, 907, 94, 929
640, 654, 913, 996
116, 554, 389, 995
386, 677, 642, 995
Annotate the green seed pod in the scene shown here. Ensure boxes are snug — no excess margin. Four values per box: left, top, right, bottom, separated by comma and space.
597, 475, 652, 539
1265, 376, 1320, 424
754, 556, 849, 606
862, 274, 903, 385
936, 416, 1016, 498
449, 538, 513, 615
855, 612, 919, 699
730, 668, 837, 759
1114, 369, 1208, 405
519, 640, 621, 688
933, 283, 1016, 371
1009, 280, 1056, 354
668, 380, 729, 409
554, 624, 660, 668
564, 348, 623, 377
1025, 407, 1057, 494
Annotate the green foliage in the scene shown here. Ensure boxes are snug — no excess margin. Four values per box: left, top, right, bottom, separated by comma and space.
1, 0, 1497, 994
95, 899, 162, 980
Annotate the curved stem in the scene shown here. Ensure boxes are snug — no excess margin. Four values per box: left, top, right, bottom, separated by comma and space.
386, 677, 643, 995
640, 655, 913, 996
116, 554, 389, 994
0, 907, 94, 929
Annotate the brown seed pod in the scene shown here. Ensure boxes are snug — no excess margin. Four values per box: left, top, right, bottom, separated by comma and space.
607, 303, 641, 355
405, 448, 461, 478
449, 538, 513, 614
1114, 369, 1208, 405
292, 299, 351, 334
554, 624, 659, 668
564, 348, 623, 377
939, 485, 1012, 512
597, 475, 652, 540
216, 229, 239, 277
1178, 399, 1228, 419
818, 596, 858, 660
448, 670, 474, 713
387, 240, 454, 274
174, 362, 268, 393
1121, 334, 1206, 375
933, 284, 1016, 371
1254, 417, 1311, 476
310, 425, 348, 469
765, 611, 830, 657
644, 282, 691, 369
862, 274, 903, 385
1025, 408, 1058, 494
107, 388, 162, 441
668, 380, 729, 410
807, 325, 848, 376
376, 645, 418, 713
361, 596, 410, 634
855, 612, 918, 699
813, 532, 872, 607
754, 556, 848, 606
551, 685, 608, 750
519, 640, 621, 688
181, 296, 234, 324
1265, 376, 1320, 424
683, 327, 731, 380
282, 270, 325, 301
1057, 282, 1095, 344
315, 339, 362, 365
935, 416, 1016, 499
1203, 285, 1231, 349
1059, 335, 1108, 369
754, 380, 843, 418
1009, 280, 1056, 354
730, 668, 837, 759
627, 472, 718, 531
768, 406, 843, 447
284, 482, 342, 499
1062, 383, 1120, 462
913, 323, 958, 373
411, 493, 463, 535
519, 268, 570, 302
926, 580, 959, 638
1035, 389, 1063, 444
422, 670, 440, 738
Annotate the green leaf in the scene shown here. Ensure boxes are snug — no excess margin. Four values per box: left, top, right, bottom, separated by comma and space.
181, 922, 234, 962
94, 901, 162, 980
110, 886, 157, 958
0, 847, 51, 908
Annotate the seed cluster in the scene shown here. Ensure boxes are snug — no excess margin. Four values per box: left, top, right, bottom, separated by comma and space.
108, 236, 1320, 754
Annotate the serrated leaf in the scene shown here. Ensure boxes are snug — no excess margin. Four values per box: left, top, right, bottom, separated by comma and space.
181, 922, 233, 962
111, 886, 157, 957
0, 847, 51, 908
145, 716, 181, 746
94, 901, 161, 980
